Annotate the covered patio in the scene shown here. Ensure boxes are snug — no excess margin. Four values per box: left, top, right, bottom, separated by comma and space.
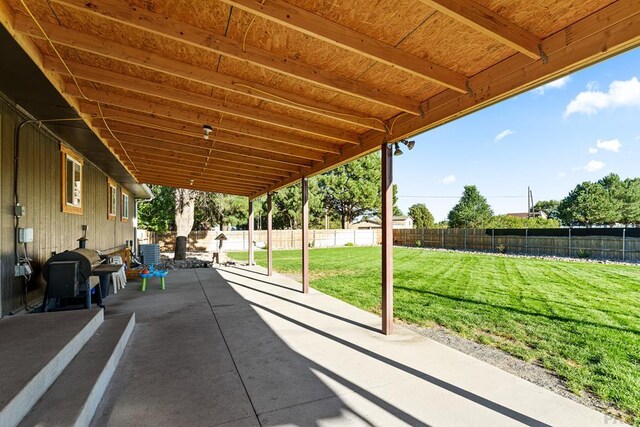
91, 267, 608, 426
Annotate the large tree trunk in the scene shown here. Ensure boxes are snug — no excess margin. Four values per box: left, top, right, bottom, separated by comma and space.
174, 188, 197, 260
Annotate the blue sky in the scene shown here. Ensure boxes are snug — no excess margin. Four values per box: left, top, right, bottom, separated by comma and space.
394, 47, 640, 221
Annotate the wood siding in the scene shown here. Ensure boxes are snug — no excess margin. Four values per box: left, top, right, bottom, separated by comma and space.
0, 96, 134, 316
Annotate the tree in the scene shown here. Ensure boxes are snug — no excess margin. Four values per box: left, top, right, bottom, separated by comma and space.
318, 154, 381, 228
137, 185, 175, 233
620, 178, 640, 226
408, 203, 434, 229
447, 185, 493, 228
557, 181, 618, 227
174, 188, 198, 260
270, 179, 324, 229
393, 184, 403, 216
597, 173, 623, 226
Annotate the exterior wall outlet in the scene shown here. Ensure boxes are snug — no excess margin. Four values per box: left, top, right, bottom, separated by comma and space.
18, 228, 34, 243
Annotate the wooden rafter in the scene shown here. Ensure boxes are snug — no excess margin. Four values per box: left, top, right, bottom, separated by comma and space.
99, 129, 317, 167
102, 132, 305, 172
80, 103, 341, 154
51, 60, 359, 144
49, 0, 420, 114
93, 122, 326, 162
110, 150, 290, 179
419, 0, 541, 59
221, 0, 468, 93
12, 16, 384, 131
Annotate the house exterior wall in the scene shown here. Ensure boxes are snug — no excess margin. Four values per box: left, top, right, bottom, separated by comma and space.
0, 96, 134, 316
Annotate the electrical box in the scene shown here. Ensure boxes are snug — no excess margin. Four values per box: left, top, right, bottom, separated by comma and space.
18, 228, 34, 243
14, 204, 25, 217
14, 263, 32, 277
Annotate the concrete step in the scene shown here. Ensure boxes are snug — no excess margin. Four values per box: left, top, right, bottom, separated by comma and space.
0, 309, 104, 427
19, 313, 135, 427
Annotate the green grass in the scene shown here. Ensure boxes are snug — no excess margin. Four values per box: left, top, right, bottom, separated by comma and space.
228, 246, 640, 423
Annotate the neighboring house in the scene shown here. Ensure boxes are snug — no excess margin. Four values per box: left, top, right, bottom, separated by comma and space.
0, 34, 152, 317
506, 211, 548, 219
350, 216, 413, 230
393, 216, 413, 229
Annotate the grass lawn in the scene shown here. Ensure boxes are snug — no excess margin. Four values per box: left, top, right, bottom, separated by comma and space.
228, 246, 640, 423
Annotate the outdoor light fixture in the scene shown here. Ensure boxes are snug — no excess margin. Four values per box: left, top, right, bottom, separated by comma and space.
389, 139, 416, 156
393, 142, 403, 156
202, 124, 213, 140
404, 139, 416, 150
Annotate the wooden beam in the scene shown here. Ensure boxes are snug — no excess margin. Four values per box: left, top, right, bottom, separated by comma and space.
49, 0, 420, 114
301, 177, 309, 294
80, 103, 341, 154
107, 135, 304, 173
11, 18, 384, 131
102, 131, 312, 169
248, 199, 254, 266
135, 172, 265, 190
135, 176, 257, 195
267, 192, 273, 276
108, 149, 290, 179
381, 142, 393, 335
76, 96, 344, 153
93, 121, 326, 162
221, 0, 467, 93
253, 0, 640, 197
52, 59, 358, 144
419, 0, 541, 59
132, 166, 275, 187
136, 173, 265, 192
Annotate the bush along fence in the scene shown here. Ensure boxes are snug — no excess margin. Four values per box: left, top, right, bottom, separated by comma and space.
138, 229, 382, 252
394, 228, 640, 262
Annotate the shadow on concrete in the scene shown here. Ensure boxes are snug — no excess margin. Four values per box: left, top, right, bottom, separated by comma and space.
225, 266, 303, 293
225, 279, 379, 333
198, 269, 428, 426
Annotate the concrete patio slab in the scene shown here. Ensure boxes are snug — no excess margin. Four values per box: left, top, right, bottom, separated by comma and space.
92, 266, 620, 426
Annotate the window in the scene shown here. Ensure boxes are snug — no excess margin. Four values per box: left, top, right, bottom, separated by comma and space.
61, 145, 83, 215
121, 192, 130, 222
107, 178, 117, 220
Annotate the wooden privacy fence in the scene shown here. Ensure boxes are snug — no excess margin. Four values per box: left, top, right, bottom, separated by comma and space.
394, 228, 640, 262
139, 229, 382, 252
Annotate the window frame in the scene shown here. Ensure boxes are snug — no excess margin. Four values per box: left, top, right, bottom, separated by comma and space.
107, 178, 117, 220
61, 145, 84, 215
121, 192, 130, 222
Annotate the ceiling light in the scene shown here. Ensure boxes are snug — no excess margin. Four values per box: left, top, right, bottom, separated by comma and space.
203, 124, 213, 140
405, 139, 415, 150
393, 142, 403, 156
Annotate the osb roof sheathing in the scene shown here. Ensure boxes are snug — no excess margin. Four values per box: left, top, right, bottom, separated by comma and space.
1, 0, 637, 197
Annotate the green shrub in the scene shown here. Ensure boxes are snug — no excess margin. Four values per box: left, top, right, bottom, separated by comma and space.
415, 240, 422, 248
344, 242, 354, 247
496, 244, 506, 254
576, 249, 591, 259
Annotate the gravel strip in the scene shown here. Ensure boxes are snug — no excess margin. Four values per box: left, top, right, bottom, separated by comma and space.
401, 322, 628, 422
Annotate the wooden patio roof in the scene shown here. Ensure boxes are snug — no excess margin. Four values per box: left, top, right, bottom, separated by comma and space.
2, 0, 639, 198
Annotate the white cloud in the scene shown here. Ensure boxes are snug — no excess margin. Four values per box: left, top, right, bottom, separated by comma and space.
441, 174, 456, 184
588, 147, 598, 154
584, 160, 605, 172
494, 129, 514, 142
535, 76, 571, 95
564, 77, 640, 117
558, 172, 566, 178
596, 138, 622, 152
